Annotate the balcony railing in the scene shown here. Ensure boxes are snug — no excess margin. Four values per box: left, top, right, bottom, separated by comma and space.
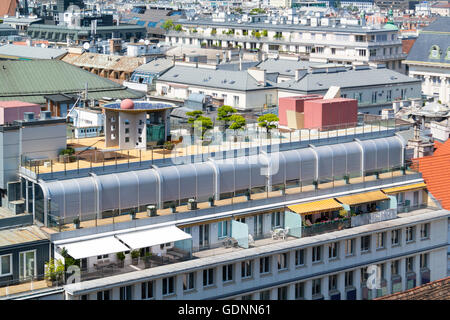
351, 208, 397, 228
302, 218, 351, 237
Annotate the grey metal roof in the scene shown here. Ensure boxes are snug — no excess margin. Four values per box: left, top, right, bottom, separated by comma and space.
0, 225, 49, 248
134, 57, 174, 74
157, 65, 276, 91
0, 44, 68, 60
256, 58, 321, 76
278, 67, 421, 92
405, 18, 450, 65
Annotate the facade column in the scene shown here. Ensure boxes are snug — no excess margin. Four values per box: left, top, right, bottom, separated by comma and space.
423, 75, 432, 96
414, 254, 421, 286
323, 276, 329, 300
399, 258, 407, 291
338, 271, 346, 300
304, 279, 312, 300
287, 283, 296, 300
385, 260, 392, 295
355, 268, 362, 300
270, 287, 278, 300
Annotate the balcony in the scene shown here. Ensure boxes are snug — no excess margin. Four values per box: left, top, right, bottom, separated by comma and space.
302, 218, 351, 237
350, 208, 397, 227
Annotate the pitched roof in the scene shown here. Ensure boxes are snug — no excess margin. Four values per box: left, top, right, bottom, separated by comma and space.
376, 276, 450, 300
0, 60, 144, 104
278, 67, 420, 92
157, 65, 276, 91
0, 0, 16, 16
62, 52, 145, 72
256, 58, 320, 76
411, 138, 450, 210
0, 44, 68, 60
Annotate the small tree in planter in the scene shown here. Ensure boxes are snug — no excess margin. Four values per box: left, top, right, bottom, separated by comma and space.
229, 114, 246, 142
245, 189, 251, 200
116, 252, 125, 268
313, 180, 319, 190
45, 258, 65, 286
170, 202, 177, 213
131, 250, 140, 265
375, 171, 380, 179
129, 209, 136, 220
208, 196, 215, 207
73, 217, 80, 229
217, 105, 237, 130
257, 113, 279, 138
279, 185, 286, 196
147, 205, 157, 217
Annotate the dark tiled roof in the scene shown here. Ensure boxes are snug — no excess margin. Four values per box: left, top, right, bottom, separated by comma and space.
376, 276, 450, 300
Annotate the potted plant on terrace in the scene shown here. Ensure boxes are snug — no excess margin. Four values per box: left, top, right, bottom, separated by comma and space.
188, 198, 197, 210
116, 252, 125, 268
129, 209, 136, 220
73, 217, 80, 229
344, 174, 350, 184
45, 259, 64, 286
131, 250, 140, 265
208, 196, 215, 207
170, 202, 177, 213
279, 185, 286, 196
144, 252, 152, 268
245, 189, 251, 201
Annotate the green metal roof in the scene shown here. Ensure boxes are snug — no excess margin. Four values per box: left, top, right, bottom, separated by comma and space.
0, 60, 145, 104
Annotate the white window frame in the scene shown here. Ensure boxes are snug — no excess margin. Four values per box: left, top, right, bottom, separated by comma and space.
295, 249, 305, 266
345, 238, 355, 256
222, 264, 233, 283
277, 252, 288, 271
406, 226, 415, 243
241, 260, 253, 279
183, 272, 195, 292
420, 223, 430, 240
203, 268, 215, 287
391, 229, 401, 246
312, 246, 322, 263
162, 276, 175, 296
19, 249, 36, 281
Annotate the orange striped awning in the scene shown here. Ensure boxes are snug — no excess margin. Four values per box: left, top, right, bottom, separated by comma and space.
336, 190, 389, 206
288, 198, 343, 215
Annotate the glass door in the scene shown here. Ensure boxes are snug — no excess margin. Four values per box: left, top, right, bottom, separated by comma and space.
199, 224, 209, 249
19, 250, 36, 281
254, 215, 263, 239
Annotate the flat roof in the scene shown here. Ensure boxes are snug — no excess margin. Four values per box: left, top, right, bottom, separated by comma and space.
0, 44, 68, 60
0, 225, 49, 248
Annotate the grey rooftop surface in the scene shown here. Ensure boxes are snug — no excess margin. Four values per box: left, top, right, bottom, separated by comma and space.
64, 209, 450, 295
278, 67, 421, 92
158, 65, 277, 91
256, 58, 321, 77
0, 44, 68, 60
0, 225, 49, 248
134, 57, 174, 74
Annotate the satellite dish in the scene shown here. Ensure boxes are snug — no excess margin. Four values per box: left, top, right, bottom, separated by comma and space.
83, 42, 90, 50
144, 40, 150, 45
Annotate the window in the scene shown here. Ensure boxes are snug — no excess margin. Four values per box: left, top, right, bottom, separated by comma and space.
312, 246, 322, 263
233, 95, 239, 107
295, 282, 304, 299
376, 232, 385, 249
241, 260, 253, 278
420, 253, 429, 269
358, 49, 366, 57
295, 249, 305, 266
277, 286, 288, 300
260, 256, 270, 274
125, 128, 129, 134
241, 294, 252, 300
345, 271, 353, 287
369, 49, 377, 56
97, 290, 110, 300
331, 48, 336, 55
345, 239, 355, 256
203, 268, 214, 287
420, 223, 430, 239
222, 264, 233, 282
329, 274, 338, 291
361, 235, 371, 252
141, 281, 154, 299
406, 226, 415, 243
124, 119, 130, 125
387, 90, 392, 101
125, 137, 130, 143
260, 290, 270, 300
81, 295, 88, 300
391, 260, 400, 276
271, 211, 282, 228
328, 242, 339, 259
392, 229, 401, 246
19, 250, 36, 281
0, 254, 12, 276
406, 257, 414, 273
371, 91, 377, 103
183, 273, 195, 291
277, 253, 288, 270
120, 285, 132, 300
316, 47, 324, 54
312, 278, 321, 296
218, 220, 230, 239
162, 276, 175, 295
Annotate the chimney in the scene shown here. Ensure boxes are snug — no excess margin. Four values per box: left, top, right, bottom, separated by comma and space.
248, 68, 266, 84
294, 69, 307, 81
239, 51, 243, 71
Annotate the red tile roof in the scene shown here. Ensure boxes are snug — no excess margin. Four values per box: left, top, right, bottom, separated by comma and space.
376, 276, 450, 300
402, 39, 416, 54
0, 0, 17, 16
411, 139, 450, 210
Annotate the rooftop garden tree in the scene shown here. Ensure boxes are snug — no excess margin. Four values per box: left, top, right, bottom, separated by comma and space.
174, 24, 183, 32
262, 29, 268, 37
193, 116, 213, 140
161, 19, 174, 31
217, 105, 237, 129
257, 113, 279, 136
229, 114, 246, 141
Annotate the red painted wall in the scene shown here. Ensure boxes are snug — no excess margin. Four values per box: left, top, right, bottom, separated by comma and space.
303, 98, 358, 130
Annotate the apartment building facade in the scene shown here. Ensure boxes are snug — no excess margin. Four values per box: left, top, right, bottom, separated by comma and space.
165, 19, 406, 73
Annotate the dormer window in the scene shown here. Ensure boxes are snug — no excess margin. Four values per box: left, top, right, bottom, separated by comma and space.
429, 45, 441, 59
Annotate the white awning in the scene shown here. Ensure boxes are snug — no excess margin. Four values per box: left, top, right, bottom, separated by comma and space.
59, 236, 130, 260
116, 226, 192, 250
